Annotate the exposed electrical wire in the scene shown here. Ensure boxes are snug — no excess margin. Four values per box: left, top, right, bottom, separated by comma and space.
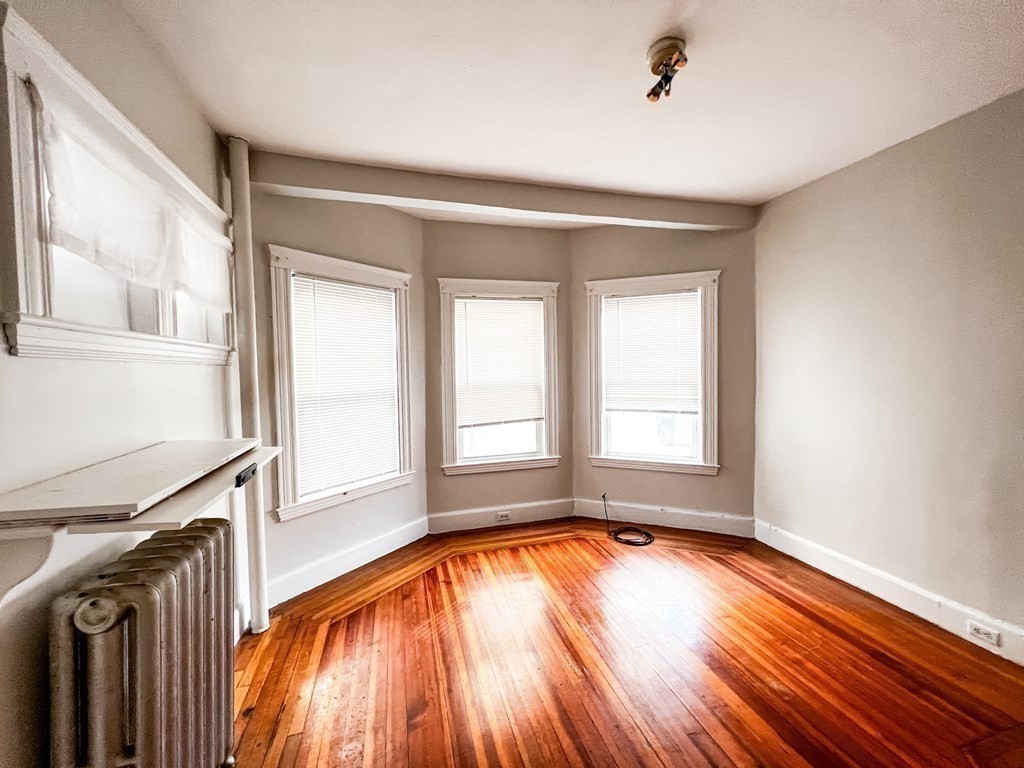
647, 36, 688, 103
645, 36, 687, 103
602, 492, 654, 546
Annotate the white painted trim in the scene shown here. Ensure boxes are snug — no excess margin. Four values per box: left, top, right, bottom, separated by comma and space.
428, 498, 574, 533
270, 244, 413, 516
268, 516, 429, 606
584, 270, 722, 296
3, 313, 232, 364
268, 244, 410, 289
2, 14, 49, 321
233, 598, 250, 644
61, 446, 280, 535
442, 456, 560, 476
0, 8, 235, 362
438, 277, 558, 298
256, 180, 745, 232
574, 498, 754, 538
249, 152, 758, 231
275, 472, 414, 522
270, 263, 297, 509
438, 277, 560, 471
0, 7, 226, 221
587, 293, 603, 474
587, 270, 720, 471
427, 497, 752, 537
588, 456, 720, 475
755, 521, 1024, 667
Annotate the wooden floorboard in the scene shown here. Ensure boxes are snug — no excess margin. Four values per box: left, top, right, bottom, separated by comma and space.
234, 519, 1024, 767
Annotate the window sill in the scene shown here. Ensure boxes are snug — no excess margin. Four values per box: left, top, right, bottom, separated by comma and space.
442, 455, 561, 476
3, 313, 233, 365
275, 471, 414, 521
588, 456, 720, 475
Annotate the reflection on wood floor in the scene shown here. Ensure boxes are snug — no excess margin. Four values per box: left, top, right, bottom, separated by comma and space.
233, 518, 1024, 767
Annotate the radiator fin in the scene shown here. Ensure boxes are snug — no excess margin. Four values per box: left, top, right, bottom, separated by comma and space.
51, 518, 235, 768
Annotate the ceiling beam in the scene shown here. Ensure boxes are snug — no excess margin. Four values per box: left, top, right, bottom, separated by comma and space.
248, 151, 757, 231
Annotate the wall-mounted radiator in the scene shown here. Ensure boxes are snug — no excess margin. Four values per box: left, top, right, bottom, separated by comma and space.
50, 518, 235, 768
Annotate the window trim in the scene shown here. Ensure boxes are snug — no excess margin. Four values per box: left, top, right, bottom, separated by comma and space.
439, 277, 560, 476
270, 244, 413, 520
0, 12, 234, 365
586, 270, 721, 476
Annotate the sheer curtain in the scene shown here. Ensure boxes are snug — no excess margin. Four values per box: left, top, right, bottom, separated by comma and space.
29, 80, 233, 313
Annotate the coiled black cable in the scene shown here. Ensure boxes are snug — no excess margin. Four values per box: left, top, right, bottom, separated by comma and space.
602, 492, 654, 546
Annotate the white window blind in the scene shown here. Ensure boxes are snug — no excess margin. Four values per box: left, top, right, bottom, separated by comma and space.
454, 296, 546, 460
600, 290, 703, 462
291, 274, 400, 498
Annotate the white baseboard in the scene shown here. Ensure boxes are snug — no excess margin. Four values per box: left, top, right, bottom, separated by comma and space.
268, 516, 429, 606
428, 497, 753, 537
755, 520, 1024, 667
428, 498, 574, 533
233, 590, 251, 642
574, 498, 755, 538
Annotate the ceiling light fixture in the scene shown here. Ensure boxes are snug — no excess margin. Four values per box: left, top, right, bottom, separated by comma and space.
646, 36, 687, 103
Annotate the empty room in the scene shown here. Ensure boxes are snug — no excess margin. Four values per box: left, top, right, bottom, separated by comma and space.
1, 1, 1022, 766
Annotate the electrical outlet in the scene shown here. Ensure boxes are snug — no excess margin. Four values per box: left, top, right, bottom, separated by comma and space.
496, 511, 511, 523
968, 620, 1001, 647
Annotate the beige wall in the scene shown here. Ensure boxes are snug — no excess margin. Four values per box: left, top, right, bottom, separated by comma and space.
249, 194, 428, 602
755, 88, 1024, 628
248, 202, 757, 539
246, 149, 759, 530
570, 227, 757, 516
0, 3, 224, 766
421, 221, 573, 514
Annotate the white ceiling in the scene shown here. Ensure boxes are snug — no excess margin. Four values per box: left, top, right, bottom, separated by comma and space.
121, 0, 1024, 205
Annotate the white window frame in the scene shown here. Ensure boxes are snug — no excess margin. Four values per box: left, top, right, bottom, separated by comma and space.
0, 10, 233, 365
439, 278, 560, 476
586, 270, 720, 475
270, 244, 413, 521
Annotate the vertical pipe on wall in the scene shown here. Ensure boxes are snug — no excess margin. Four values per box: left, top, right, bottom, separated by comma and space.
227, 137, 270, 634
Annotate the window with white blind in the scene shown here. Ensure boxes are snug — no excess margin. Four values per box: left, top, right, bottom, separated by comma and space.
587, 271, 720, 475
440, 278, 559, 475
271, 245, 412, 520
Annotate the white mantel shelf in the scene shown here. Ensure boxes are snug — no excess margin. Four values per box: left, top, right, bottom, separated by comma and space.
0, 440, 281, 539
66, 447, 280, 534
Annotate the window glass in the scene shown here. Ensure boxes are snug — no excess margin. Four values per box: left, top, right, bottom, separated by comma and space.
50, 245, 130, 330
174, 291, 208, 342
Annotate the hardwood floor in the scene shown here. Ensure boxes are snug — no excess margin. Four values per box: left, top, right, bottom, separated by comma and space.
233, 519, 1024, 767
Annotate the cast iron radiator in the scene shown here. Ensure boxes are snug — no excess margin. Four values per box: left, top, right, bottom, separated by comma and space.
50, 518, 235, 768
